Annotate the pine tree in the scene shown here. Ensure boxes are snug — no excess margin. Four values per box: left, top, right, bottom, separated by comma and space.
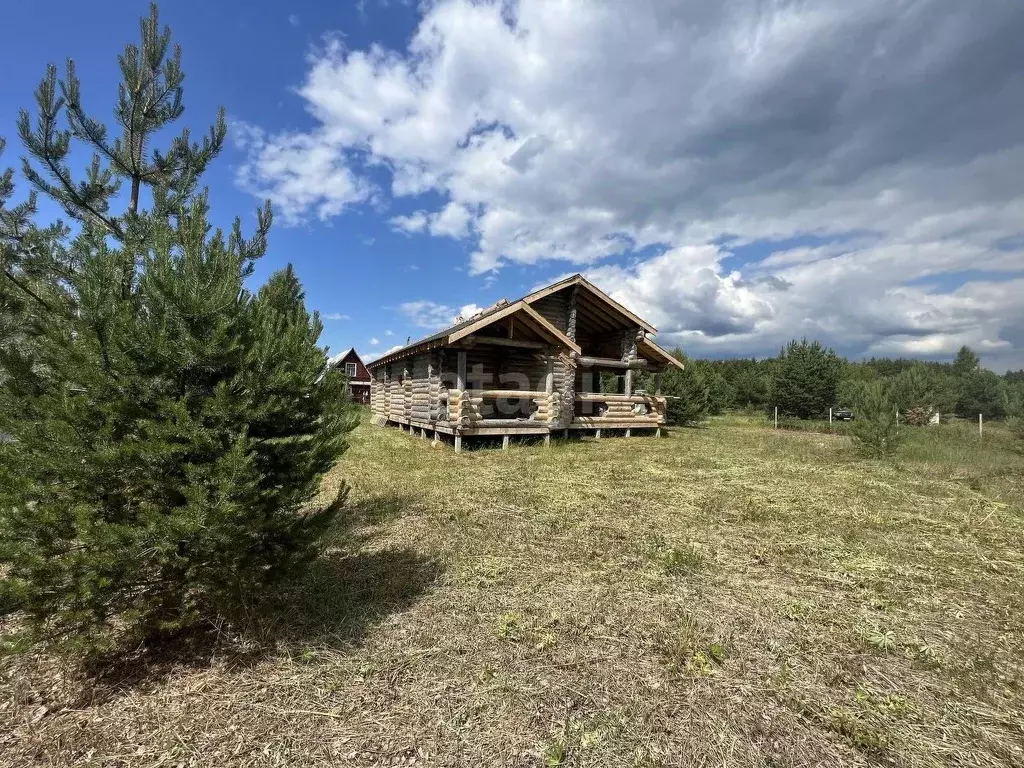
690, 361, 732, 415
0, 5, 355, 652
1007, 386, 1024, 451
658, 350, 711, 426
730, 366, 768, 409
889, 363, 937, 425
952, 345, 980, 378
771, 338, 843, 419
848, 379, 902, 458
955, 369, 1007, 420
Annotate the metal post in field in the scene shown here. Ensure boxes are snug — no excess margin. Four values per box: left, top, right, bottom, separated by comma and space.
774, 406, 778, 429
979, 413, 983, 437
829, 407, 832, 424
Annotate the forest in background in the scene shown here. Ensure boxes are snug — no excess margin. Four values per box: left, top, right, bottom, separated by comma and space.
624, 341, 1023, 425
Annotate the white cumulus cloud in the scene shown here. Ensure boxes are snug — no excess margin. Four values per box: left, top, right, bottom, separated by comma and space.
235, 0, 1024, 369
399, 299, 488, 329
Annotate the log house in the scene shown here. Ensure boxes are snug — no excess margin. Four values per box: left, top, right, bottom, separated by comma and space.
367, 274, 683, 450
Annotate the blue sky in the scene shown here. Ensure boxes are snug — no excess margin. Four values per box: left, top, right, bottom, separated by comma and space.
2, 0, 1023, 369
0, 0, 460, 359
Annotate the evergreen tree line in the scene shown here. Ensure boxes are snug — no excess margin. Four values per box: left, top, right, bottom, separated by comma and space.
648, 340, 1024, 428
1, 5, 356, 655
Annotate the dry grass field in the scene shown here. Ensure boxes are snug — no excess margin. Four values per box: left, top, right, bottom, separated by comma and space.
3, 414, 1023, 767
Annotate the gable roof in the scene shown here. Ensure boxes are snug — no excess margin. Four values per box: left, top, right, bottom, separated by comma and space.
329, 347, 355, 366
639, 336, 684, 370
367, 299, 580, 369
330, 347, 368, 369
522, 274, 658, 335
366, 273, 681, 370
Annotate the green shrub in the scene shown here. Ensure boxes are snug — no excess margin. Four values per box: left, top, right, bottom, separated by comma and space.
848, 380, 902, 458
1008, 391, 1024, 452
1009, 417, 1024, 446
660, 352, 711, 426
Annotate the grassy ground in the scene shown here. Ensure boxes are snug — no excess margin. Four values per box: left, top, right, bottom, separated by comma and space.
3, 413, 1023, 766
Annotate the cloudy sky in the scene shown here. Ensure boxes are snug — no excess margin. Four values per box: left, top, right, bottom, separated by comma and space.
3, 0, 1023, 367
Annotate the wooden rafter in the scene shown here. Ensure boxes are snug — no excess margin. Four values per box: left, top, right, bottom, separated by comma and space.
574, 299, 620, 332
458, 336, 546, 350
447, 302, 524, 343
638, 336, 684, 369
447, 301, 580, 354
517, 303, 582, 353
521, 274, 583, 306
573, 289, 634, 332
523, 274, 657, 334
574, 275, 656, 333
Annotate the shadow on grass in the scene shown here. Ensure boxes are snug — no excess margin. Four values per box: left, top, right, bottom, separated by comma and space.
341, 490, 412, 528
253, 545, 441, 648
67, 493, 439, 702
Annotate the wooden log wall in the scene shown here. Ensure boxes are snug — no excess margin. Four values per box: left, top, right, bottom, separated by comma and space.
409, 354, 430, 424
500, 347, 546, 419
369, 344, 563, 429
429, 350, 446, 421
532, 294, 569, 333
367, 352, 451, 427
532, 291, 574, 428
370, 368, 388, 419
387, 362, 404, 422
572, 393, 666, 424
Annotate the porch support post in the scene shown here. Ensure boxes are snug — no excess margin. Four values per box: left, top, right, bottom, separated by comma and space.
456, 350, 467, 392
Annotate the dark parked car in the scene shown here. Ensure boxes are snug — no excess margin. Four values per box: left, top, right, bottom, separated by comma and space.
833, 407, 854, 421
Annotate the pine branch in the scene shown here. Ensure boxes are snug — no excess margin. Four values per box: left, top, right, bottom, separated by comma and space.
1, 267, 52, 311
61, 60, 124, 175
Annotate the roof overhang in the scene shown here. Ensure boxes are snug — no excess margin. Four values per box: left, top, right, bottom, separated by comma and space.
368, 300, 580, 369
638, 336, 684, 369
448, 301, 581, 353
523, 274, 657, 334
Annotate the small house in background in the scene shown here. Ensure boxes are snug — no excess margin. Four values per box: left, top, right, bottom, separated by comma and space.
366, 274, 683, 450
331, 348, 371, 404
